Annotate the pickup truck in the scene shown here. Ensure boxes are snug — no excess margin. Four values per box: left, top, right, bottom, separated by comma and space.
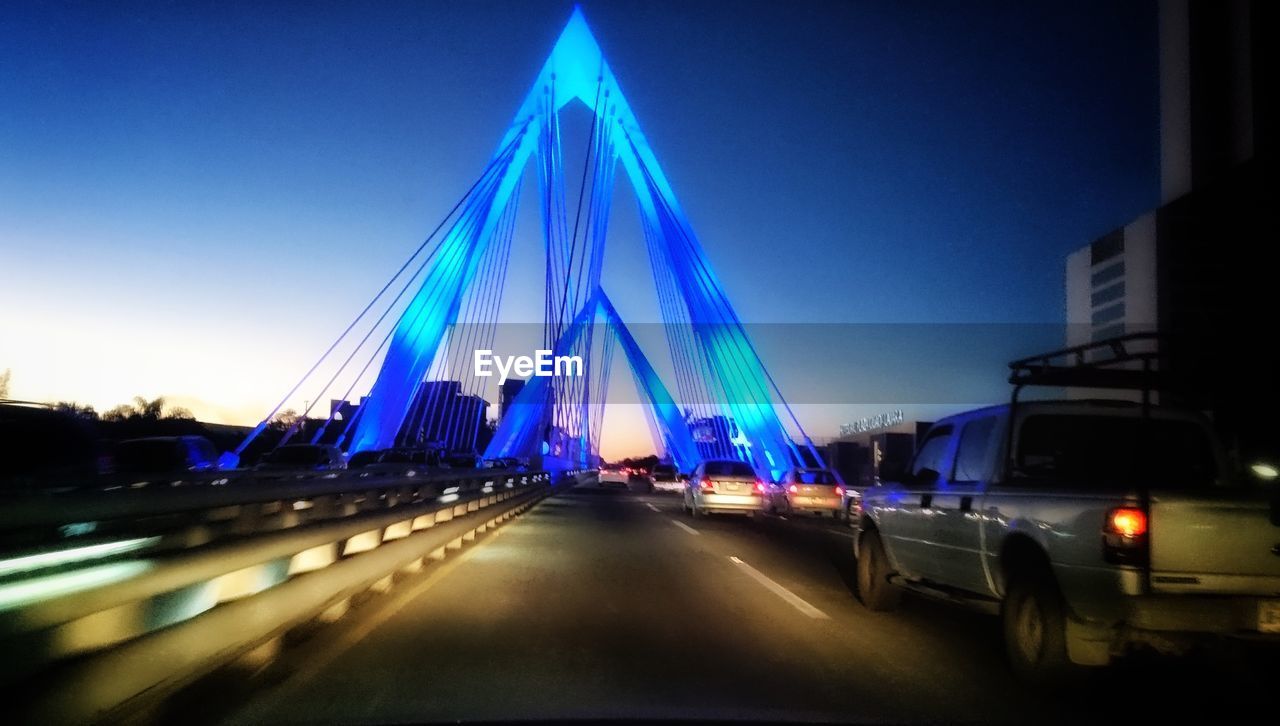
852, 335, 1280, 683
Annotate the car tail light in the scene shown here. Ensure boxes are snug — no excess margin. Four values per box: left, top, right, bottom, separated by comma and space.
754, 480, 765, 494
788, 484, 798, 494
1103, 506, 1149, 565
700, 477, 714, 491
835, 486, 845, 497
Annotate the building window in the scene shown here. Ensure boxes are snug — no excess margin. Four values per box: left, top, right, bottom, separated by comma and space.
1091, 230, 1124, 265
1091, 281, 1125, 307
1091, 261, 1125, 287
1092, 302, 1125, 325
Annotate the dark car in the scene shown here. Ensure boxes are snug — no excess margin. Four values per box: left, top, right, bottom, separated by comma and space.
649, 463, 683, 493
254, 444, 346, 471
442, 452, 481, 470
114, 436, 220, 477
347, 450, 383, 469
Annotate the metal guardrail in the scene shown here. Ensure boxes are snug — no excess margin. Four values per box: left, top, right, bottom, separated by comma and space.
0, 467, 568, 724
0, 466, 540, 545
0, 468, 550, 560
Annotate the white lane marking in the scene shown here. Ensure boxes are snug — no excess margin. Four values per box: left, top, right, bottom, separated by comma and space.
646, 503, 661, 512
670, 519, 700, 536
825, 529, 856, 540
728, 556, 830, 619
776, 515, 788, 521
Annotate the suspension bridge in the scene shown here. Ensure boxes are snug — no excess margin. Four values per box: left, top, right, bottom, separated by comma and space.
224, 7, 823, 479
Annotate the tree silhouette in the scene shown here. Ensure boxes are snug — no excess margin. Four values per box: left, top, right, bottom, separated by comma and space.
101, 396, 195, 422
54, 401, 98, 420
134, 396, 165, 419
268, 409, 302, 432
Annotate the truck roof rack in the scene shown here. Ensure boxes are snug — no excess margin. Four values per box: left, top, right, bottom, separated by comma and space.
1008, 332, 1167, 392
1001, 333, 1167, 483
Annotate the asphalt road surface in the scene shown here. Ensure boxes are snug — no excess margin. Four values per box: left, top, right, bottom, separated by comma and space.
206, 481, 1273, 724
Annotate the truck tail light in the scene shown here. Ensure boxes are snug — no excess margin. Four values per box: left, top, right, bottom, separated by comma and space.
1103, 506, 1149, 565
1106, 507, 1147, 537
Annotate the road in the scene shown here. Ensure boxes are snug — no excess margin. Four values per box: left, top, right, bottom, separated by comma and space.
199, 481, 1270, 724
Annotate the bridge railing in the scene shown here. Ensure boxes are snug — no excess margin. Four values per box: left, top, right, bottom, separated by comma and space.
0, 467, 565, 724
0, 466, 543, 552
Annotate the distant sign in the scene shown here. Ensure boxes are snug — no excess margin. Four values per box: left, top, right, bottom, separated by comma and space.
839, 409, 905, 437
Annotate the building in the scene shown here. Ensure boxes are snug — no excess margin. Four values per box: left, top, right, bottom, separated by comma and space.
498, 378, 526, 421
1065, 220, 1158, 346
827, 414, 932, 488
1065, 0, 1277, 464
397, 381, 489, 452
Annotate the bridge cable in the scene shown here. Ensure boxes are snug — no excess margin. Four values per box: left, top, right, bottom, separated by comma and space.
270, 128, 527, 451
234, 123, 530, 457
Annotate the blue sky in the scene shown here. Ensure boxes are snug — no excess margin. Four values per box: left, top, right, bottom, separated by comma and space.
0, 1, 1158, 455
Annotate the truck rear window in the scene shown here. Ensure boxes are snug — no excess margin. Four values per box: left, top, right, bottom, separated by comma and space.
1015, 415, 1217, 488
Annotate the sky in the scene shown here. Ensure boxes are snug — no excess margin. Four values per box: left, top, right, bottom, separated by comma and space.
0, 1, 1159, 459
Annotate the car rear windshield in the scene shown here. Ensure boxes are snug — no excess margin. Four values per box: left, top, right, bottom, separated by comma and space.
1015, 414, 1217, 488
704, 461, 755, 477
652, 465, 677, 476
796, 470, 836, 484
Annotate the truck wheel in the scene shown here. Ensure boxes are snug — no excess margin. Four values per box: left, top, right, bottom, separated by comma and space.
856, 530, 901, 611
1003, 571, 1074, 685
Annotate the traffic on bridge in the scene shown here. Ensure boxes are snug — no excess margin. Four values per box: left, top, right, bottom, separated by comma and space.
1, 1, 1277, 724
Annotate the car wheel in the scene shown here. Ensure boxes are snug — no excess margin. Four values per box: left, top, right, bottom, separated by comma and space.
856, 529, 901, 611
1002, 570, 1075, 685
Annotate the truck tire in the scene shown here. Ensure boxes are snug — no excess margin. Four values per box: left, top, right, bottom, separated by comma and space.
856, 530, 901, 611
1002, 570, 1075, 685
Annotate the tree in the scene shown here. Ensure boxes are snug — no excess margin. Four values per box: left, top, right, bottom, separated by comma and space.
268, 409, 302, 432
133, 396, 165, 420
0, 368, 10, 399
102, 404, 134, 422
54, 401, 98, 420
100, 396, 195, 422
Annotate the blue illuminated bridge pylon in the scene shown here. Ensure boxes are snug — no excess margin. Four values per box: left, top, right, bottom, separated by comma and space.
231, 7, 826, 480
